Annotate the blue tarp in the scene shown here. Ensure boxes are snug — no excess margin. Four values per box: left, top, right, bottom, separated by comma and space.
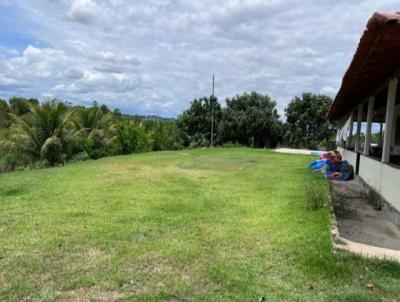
309, 158, 353, 181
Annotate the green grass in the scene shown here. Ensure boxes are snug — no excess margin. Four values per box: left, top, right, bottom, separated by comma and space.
0, 148, 399, 301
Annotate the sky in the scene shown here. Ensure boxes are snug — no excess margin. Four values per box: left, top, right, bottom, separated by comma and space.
0, 0, 399, 117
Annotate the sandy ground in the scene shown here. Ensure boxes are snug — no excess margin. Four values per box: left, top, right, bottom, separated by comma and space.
274, 148, 323, 156
331, 179, 400, 251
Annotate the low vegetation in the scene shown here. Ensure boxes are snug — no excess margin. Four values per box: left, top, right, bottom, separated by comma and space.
1, 148, 399, 301
306, 174, 331, 211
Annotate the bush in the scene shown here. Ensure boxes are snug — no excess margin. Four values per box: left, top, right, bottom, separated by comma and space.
188, 134, 210, 149
84, 129, 111, 159
0, 132, 32, 172
69, 151, 91, 163
220, 141, 242, 148
306, 179, 330, 210
40, 136, 63, 166
26, 160, 49, 170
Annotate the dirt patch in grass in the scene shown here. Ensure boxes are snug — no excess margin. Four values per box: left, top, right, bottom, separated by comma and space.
178, 155, 259, 171
61, 287, 124, 301
87, 248, 104, 262
98, 163, 212, 184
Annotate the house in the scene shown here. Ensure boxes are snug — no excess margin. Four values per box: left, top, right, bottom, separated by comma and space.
329, 12, 400, 223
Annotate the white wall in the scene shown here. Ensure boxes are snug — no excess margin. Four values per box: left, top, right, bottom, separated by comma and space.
341, 149, 357, 168
359, 155, 382, 193
381, 164, 400, 211
351, 155, 400, 213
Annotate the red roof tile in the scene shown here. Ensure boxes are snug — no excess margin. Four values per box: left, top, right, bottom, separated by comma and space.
329, 12, 400, 121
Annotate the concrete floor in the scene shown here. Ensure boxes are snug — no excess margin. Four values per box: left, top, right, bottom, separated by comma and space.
331, 179, 400, 251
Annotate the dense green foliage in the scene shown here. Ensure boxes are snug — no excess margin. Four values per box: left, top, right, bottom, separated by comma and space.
1, 148, 399, 301
0, 98, 180, 171
285, 93, 335, 149
1, 91, 336, 172
219, 92, 283, 148
176, 96, 221, 148
177, 92, 282, 148
0, 99, 11, 128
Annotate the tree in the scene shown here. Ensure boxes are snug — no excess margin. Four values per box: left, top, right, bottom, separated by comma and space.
218, 92, 282, 148
142, 120, 180, 151
1, 98, 183, 171
7, 99, 73, 165
72, 105, 111, 132
110, 119, 149, 155
100, 104, 110, 114
9, 97, 39, 116
176, 96, 222, 147
0, 99, 11, 128
284, 93, 335, 149
71, 104, 115, 159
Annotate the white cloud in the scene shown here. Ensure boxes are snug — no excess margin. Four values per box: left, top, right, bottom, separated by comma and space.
5, 45, 67, 79
68, 0, 101, 24
94, 51, 140, 66
320, 86, 338, 97
63, 68, 84, 79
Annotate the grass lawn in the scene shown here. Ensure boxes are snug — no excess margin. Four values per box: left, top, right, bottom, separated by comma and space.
0, 148, 399, 301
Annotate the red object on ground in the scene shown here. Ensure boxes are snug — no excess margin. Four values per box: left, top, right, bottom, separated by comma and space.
328, 12, 400, 121
320, 152, 335, 160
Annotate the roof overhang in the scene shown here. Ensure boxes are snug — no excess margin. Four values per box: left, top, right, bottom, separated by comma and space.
328, 12, 400, 121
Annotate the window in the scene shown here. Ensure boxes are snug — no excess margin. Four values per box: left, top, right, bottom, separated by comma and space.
336, 116, 349, 148
395, 116, 400, 146
369, 89, 387, 160
390, 83, 400, 166
390, 85, 400, 166
346, 110, 357, 151
358, 103, 368, 152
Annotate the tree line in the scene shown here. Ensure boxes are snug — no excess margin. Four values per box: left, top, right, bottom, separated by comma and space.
176, 92, 335, 149
0, 97, 180, 172
0, 92, 335, 172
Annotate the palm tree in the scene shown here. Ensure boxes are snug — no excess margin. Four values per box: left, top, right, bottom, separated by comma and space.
71, 105, 115, 159
0, 99, 11, 128
72, 105, 109, 132
110, 119, 148, 154
7, 99, 73, 166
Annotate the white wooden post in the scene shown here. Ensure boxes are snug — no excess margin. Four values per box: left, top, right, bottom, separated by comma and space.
382, 77, 398, 163
364, 96, 374, 156
355, 104, 363, 152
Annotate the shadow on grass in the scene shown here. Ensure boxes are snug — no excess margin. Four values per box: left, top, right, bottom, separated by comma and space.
0, 187, 28, 198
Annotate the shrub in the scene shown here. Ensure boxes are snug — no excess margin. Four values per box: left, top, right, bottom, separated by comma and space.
26, 160, 49, 170
188, 134, 210, 149
84, 129, 110, 159
306, 179, 330, 210
69, 151, 90, 163
0, 133, 32, 172
40, 136, 63, 166
220, 141, 242, 148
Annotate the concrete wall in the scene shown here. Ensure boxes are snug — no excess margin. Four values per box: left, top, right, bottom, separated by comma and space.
381, 164, 400, 211
339, 149, 400, 214
359, 155, 382, 193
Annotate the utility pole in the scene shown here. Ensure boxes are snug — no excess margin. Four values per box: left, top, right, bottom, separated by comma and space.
211, 74, 215, 147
